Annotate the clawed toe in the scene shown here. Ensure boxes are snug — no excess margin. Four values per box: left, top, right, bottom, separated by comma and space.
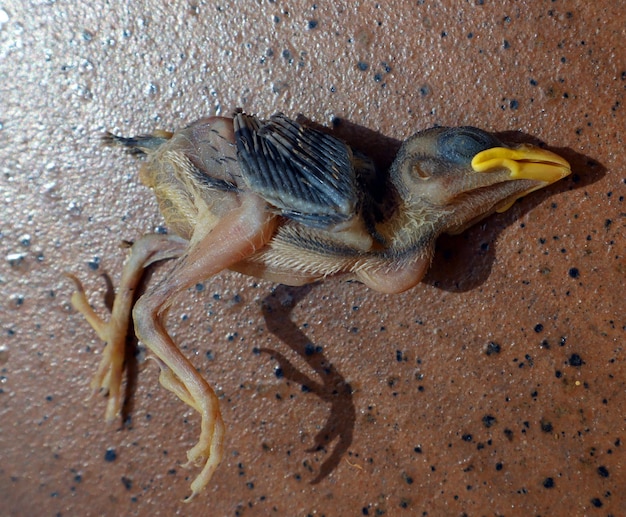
183, 411, 225, 502
150, 357, 227, 500
152, 358, 198, 410
90, 349, 125, 421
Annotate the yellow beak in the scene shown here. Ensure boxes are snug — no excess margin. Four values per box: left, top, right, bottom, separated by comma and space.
471, 144, 571, 212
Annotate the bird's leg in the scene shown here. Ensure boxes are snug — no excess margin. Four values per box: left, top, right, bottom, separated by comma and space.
68, 234, 188, 421
132, 194, 276, 501
355, 250, 433, 294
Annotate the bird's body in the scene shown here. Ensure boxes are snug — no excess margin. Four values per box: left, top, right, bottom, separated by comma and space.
69, 111, 571, 500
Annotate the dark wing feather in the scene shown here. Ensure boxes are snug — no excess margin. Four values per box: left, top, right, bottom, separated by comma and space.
234, 112, 360, 228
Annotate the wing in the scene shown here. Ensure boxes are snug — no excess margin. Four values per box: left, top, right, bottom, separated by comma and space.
234, 112, 361, 229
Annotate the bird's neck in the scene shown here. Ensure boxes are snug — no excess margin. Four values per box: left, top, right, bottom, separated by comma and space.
375, 200, 448, 259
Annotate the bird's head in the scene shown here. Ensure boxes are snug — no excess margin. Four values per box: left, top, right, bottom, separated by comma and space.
389, 126, 571, 234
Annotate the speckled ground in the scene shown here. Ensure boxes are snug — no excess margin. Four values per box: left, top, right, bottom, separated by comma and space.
1, 1, 625, 516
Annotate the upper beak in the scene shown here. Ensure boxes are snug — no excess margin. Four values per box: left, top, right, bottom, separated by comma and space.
471, 144, 571, 212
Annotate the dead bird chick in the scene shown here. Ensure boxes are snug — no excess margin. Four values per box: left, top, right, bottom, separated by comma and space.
68, 111, 570, 500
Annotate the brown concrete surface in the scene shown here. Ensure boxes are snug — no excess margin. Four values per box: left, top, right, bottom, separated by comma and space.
1, 1, 625, 515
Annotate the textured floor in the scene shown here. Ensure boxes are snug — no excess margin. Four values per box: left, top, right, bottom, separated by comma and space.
1, 1, 625, 515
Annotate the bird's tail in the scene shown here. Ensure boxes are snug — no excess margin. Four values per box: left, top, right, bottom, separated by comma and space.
102, 130, 173, 155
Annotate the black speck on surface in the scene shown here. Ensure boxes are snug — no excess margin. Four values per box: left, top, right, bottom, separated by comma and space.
509, 99, 519, 110
104, 448, 117, 462
357, 61, 369, 71
462, 434, 472, 442
540, 419, 553, 433
503, 428, 513, 441
274, 367, 284, 379
485, 342, 501, 355
534, 323, 544, 333
307, 20, 318, 29
568, 267, 580, 278
495, 462, 503, 471
402, 472, 414, 485
87, 256, 100, 271
568, 353, 584, 367
597, 465, 609, 478
543, 477, 555, 488
590, 497, 603, 508
121, 476, 132, 490
482, 415, 497, 428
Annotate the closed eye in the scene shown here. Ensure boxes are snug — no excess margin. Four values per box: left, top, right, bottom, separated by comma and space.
413, 165, 431, 179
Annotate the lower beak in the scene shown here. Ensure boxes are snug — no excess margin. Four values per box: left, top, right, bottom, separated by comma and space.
471, 144, 571, 212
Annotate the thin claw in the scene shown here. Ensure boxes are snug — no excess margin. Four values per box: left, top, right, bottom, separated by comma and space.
66, 273, 109, 337
64, 272, 85, 292
104, 395, 121, 423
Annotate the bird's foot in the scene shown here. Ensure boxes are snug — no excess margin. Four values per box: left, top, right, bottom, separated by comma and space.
67, 273, 127, 421
155, 361, 225, 502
